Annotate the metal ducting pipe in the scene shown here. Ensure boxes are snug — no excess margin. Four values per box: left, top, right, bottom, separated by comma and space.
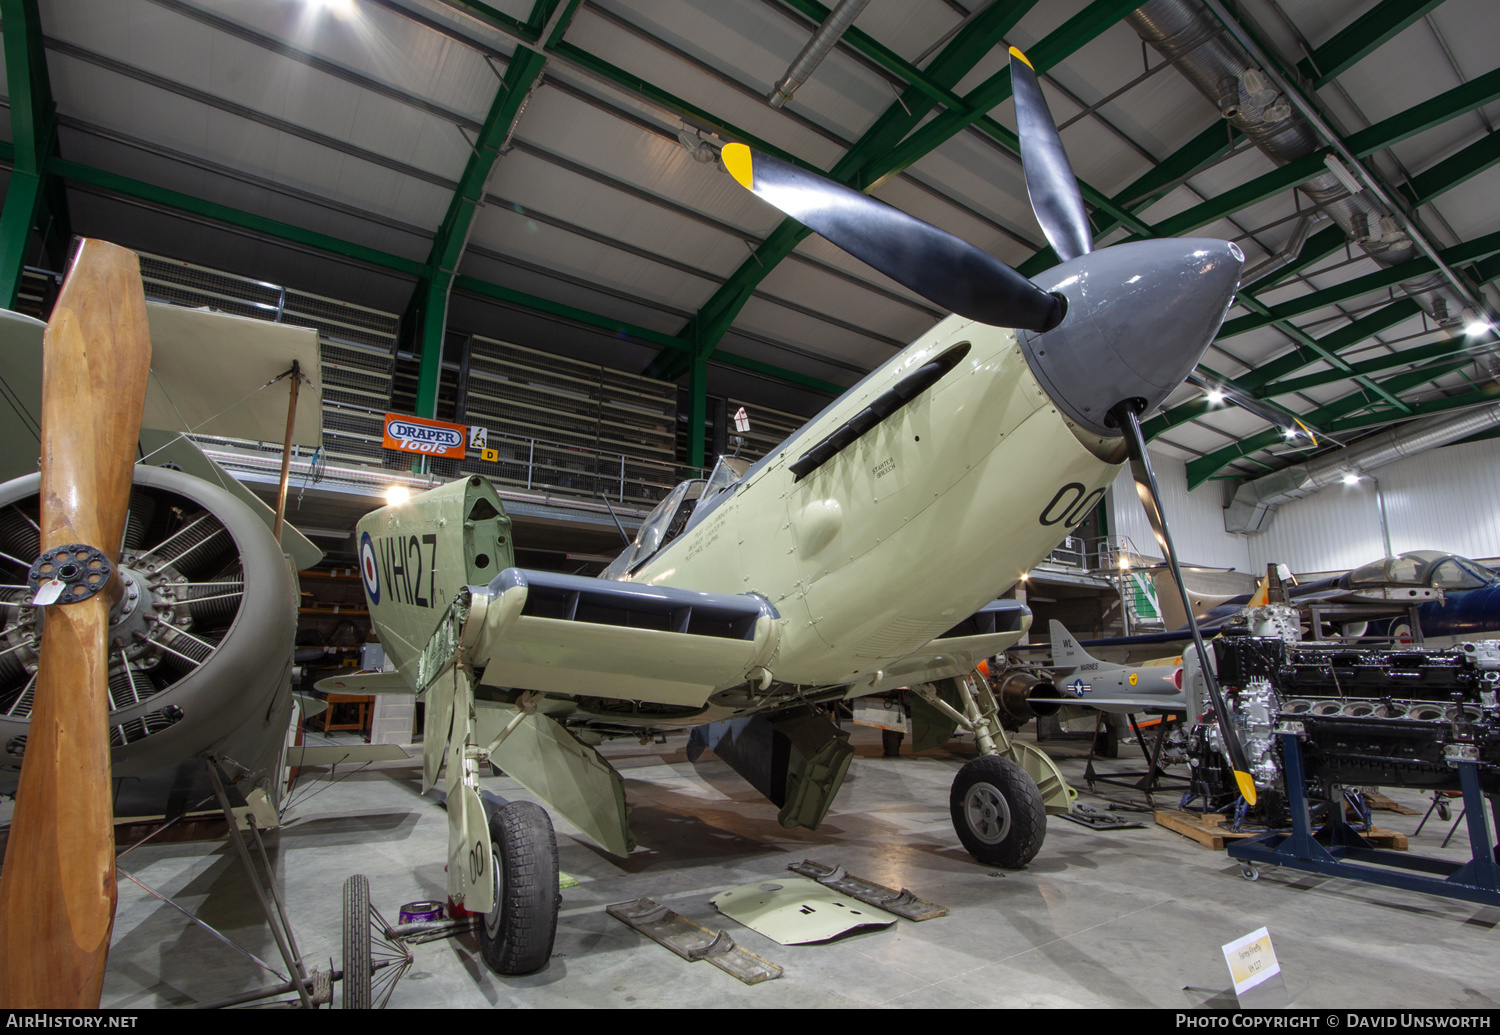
767, 0, 870, 109
1224, 402, 1500, 533
1126, 0, 1464, 325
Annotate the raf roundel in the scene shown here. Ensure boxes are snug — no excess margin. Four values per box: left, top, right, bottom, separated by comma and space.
359, 532, 380, 605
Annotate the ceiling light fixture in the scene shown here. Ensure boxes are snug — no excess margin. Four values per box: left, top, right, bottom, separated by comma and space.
1461, 307, 1492, 336
385, 485, 410, 506
1323, 153, 1364, 195
1342, 471, 1360, 486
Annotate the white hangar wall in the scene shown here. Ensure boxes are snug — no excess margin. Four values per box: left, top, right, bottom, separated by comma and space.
1106, 452, 1252, 572
1245, 437, 1500, 574
1106, 438, 1500, 577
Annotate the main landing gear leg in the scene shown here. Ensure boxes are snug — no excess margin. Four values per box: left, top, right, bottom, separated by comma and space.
911, 670, 1074, 868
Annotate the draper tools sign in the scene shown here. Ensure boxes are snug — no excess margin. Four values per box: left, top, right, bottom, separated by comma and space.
383, 413, 467, 458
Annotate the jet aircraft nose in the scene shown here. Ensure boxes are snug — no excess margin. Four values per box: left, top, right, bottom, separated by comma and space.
1017, 238, 1244, 438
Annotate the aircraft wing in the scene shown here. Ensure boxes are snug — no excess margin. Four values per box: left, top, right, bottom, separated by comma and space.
314, 671, 420, 695
867, 599, 1031, 694
467, 569, 781, 707
1060, 696, 1186, 716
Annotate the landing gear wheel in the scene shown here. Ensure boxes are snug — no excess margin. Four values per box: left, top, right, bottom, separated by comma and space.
342, 875, 371, 1009
949, 755, 1046, 868
480, 801, 561, 975
881, 728, 904, 757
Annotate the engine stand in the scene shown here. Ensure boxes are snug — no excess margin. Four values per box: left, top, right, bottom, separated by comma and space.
1228, 730, 1500, 907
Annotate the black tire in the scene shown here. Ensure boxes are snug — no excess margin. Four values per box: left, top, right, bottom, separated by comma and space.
480, 801, 560, 975
949, 754, 1047, 868
342, 874, 371, 1009
881, 728, 904, 757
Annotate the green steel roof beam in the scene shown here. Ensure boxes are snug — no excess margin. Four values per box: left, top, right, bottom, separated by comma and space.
658, 0, 1136, 386
1184, 357, 1479, 488
48, 158, 428, 276
451, 275, 843, 396
1296, 0, 1446, 89
863, 0, 1143, 191
1241, 224, 1348, 293
1120, 57, 1500, 248
1399, 132, 1500, 208
1249, 297, 1423, 393
1267, 334, 1474, 397
643, 0, 1041, 383
1141, 297, 1423, 439
411, 0, 571, 420
1122, 151, 1329, 242
1345, 65, 1500, 157
1323, 381, 1500, 433
1233, 291, 1410, 411
442, 0, 547, 43
1217, 228, 1500, 340
780, 0, 1156, 240
26, 151, 844, 402
0, 0, 62, 308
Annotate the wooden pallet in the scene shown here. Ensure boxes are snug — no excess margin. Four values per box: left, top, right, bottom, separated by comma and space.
1154, 810, 1259, 850
1358, 790, 1421, 816
1154, 810, 1408, 851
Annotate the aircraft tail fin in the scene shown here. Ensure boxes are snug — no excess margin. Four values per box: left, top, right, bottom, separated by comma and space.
1153, 569, 1190, 631
1247, 573, 1271, 607
1048, 619, 1098, 670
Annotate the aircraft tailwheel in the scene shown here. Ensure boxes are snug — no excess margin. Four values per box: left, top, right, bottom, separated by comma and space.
342, 875, 371, 1009
481, 801, 561, 975
949, 755, 1046, 868
342, 874, 413, 1008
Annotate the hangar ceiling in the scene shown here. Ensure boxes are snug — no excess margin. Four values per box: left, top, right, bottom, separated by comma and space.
0, 0, 1496, 485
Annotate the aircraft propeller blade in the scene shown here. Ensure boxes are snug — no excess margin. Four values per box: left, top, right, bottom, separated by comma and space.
0, 240, 152, 1006
1009, 47, 1093, 263
720, 143, 1065, 332
1110, 401, 1259, 806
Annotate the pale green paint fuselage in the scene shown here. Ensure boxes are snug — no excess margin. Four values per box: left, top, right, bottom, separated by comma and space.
360, 315, 1124, 724
624, 314, 1123, 692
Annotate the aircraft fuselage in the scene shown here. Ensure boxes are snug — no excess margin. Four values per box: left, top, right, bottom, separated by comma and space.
626, 314, 1124, 691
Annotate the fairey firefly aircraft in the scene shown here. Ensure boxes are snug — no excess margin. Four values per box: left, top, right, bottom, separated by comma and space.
337, 49, 1256, 977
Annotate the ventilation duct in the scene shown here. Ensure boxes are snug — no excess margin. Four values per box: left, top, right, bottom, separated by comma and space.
767, 0, 869, 109
1126, 0, 1466, 328
1224, 402, 1500, 533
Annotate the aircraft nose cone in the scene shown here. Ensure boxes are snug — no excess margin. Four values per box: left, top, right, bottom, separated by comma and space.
1017, 238, 1243, 437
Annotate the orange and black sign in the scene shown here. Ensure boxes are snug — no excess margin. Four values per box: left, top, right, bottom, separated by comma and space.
382, 413, 467, 458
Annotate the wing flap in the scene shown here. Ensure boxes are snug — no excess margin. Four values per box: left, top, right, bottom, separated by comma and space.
474, 701, 634, 857
313, 672, 416, 695
866, 599, 1031, 693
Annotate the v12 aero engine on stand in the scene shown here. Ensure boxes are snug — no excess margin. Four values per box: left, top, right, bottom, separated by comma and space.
343, 47, 1254, 978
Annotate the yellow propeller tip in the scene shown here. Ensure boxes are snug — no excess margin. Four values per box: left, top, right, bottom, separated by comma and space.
1234, 770, 1258, 806
1009, 46, 1034, 69
721, 143, 753, 190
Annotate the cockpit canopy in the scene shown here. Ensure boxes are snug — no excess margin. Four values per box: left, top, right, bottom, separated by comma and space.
600, 454, 751, 580
1345, 551, 1498, 591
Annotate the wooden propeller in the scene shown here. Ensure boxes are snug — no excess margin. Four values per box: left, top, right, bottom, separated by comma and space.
0, 240, 152, 1007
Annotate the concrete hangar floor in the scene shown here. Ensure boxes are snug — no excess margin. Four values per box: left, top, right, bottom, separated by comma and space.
100, 725, 1496, 1010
